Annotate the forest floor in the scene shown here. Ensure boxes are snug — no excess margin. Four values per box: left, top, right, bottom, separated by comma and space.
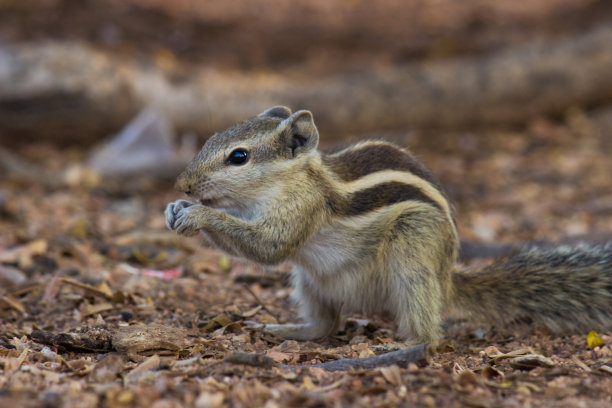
1, 117, 612, 408
2, 0, 612, 407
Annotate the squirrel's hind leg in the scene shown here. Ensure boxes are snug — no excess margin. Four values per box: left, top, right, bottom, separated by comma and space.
263, 270, 340, 341
382, 210, 454, 344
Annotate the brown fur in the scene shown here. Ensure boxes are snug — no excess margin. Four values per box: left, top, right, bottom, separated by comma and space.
340, 181, 442, 216
453, 244, 612, 333
323, 142, 444, 191
166, 106, 612, 343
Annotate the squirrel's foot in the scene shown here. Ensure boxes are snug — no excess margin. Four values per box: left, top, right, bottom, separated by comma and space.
165, 200, 202, 237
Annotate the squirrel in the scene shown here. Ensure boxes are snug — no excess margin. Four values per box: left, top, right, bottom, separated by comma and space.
165, 106, 612, 343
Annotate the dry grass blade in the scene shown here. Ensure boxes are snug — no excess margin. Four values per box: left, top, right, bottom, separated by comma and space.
0, 295, 26, 314
241, 284, 276, 318
60, 277, 113, 299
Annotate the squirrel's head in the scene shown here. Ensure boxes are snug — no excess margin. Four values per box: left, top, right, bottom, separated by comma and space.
175, 106, 319, 210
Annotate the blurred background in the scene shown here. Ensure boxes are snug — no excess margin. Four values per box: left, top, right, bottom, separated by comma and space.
1, 0, 612, 242
2, 4, 612, 406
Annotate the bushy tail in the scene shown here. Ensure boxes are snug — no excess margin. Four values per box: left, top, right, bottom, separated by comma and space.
452, 243, 612, 333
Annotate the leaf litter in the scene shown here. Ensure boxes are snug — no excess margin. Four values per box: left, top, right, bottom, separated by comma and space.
1, 120, 612, 407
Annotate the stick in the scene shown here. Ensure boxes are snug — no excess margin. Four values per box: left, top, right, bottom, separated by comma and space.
30, 330, 114, 353
224, 343, 431, 371
307, 343, 431, 371
224, 352, 276, 368
241, 284, 277, 319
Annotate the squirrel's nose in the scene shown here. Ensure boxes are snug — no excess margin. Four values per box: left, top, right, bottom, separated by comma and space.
174, 172, 191, 194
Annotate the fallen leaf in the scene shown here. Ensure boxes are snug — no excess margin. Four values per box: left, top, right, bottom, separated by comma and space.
124, 354, 161, 384
509, 354, 555, 370
112, 323, 185, 361
6, 347, 29, 373
483, 346, 502, 357
0, 295, 26, 314
219, 255, 231, 272
267, 350, 292, 363
81, 303, 114, 318
195, 392, 225, 408
0, 264, 26, 287
60, 277, 113, 300
89, 353, 125, 382
482, 366, 503, 380
587, 330, 605, 349
41, 273, 62, 302
380, 365, 403, 385
301, 376, 316, 390
598, 364, 612, 376
202, 314, 234, 332
242, 305, 262, 318
457, 370, 478, 386
27, 239, 48, 255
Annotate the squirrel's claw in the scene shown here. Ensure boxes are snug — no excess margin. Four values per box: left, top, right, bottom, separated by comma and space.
165, 200, 198, 235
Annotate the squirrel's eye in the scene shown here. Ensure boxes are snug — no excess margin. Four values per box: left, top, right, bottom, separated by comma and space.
226, 148, 249, 165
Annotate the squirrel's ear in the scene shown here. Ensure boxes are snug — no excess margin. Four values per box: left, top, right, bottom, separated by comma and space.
258, 106, 292, 120
279, 110, 319, 157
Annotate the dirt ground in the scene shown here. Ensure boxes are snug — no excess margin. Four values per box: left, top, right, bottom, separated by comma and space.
2, 0, 612, 407
1, 118, 612, 407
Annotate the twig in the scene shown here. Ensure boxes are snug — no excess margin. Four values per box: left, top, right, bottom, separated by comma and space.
307, 343, 431, 371
571, 355, 592, 373
224, 352, 276, 368
30, 330, 114, 353
59, 277, 112, 300
8, 284, 42, 297
224, 343, 431, 372
241, 284, 276, 319
0, 295, 26, 314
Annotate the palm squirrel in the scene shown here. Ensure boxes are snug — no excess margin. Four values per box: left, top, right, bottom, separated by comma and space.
165, 106, 612, 343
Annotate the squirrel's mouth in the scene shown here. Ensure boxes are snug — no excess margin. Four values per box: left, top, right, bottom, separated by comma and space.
199, 198, 219, 207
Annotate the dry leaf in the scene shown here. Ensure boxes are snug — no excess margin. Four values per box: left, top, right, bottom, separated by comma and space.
457, 370, 478, 386
267, 350, 292, 363
0, 264, 26, 287
27, 239, 48, 255
482, 366, 503, 380
112, 323, 185, 361
195, 392, 225, 408
242, 305, 262, 318
301, 376, 316, 390
509, 354, 555, 370
598, 365, 612, 376
124, 354, 160, 384
587, 331, 605, 349
81, 303, 114, 318
0, 295, 26, 314
60, 277, 113, 300
219, 255, 231, 272
380, 365, 403, 385
483, 346, 502, 357
89, 353, 125, 382
42, 273, 62, 303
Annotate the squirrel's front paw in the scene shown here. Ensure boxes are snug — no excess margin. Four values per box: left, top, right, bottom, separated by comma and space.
165, 200, 203, 237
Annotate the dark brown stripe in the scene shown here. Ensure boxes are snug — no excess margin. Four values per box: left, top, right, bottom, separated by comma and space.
322, 143, 443, 191
336, 181, 442, 216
